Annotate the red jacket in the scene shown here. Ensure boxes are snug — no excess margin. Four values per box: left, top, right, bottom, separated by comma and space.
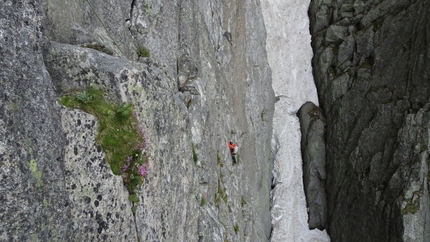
228, 142, 238, 154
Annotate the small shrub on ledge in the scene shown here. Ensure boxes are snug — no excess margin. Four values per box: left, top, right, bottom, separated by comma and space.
192, 143, 198, 164
60, 88, 148, 209
137, 46, 150, 58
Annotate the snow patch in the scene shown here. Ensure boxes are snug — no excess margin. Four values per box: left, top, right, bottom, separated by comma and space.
261, 1, 331, 241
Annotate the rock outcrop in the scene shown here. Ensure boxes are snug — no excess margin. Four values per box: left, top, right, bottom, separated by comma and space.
1, 0, 274, 241
298, 102, 327, 230
309, 0, 430, 241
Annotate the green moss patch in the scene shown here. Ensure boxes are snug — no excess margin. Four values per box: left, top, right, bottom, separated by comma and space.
402, 202, 420, 215
137, 46, 150, 58
241, 196, 247, 207
217, 152, 223, 167
200, 196, 207, 207
192, 143, 198, 164
215, 177, 228, 208
60, 88, 148, 208
233, 224, 239, 234
29, 159, 43, 187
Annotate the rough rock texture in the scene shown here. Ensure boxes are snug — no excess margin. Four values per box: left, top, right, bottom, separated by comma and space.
61, 108, 137, 241
1, 0, 274, 241
309, 0, 430, 241
396, 105, 430, 242
44, 41, 196, 240
0, 1, 73, 241
43, 0, 138, 59
298, 102, 327, 230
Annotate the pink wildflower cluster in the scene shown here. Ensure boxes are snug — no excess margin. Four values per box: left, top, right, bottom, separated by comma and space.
138, 162, 149, 177
121, 156, 133, 173
123, 112, 149, 178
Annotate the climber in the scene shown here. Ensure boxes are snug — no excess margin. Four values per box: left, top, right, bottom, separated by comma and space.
227, 141, 239, 164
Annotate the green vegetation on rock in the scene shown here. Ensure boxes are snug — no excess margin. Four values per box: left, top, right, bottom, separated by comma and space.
200, 196, 207, 207
233, 224, 239, 234
29, 159, 43, 187
186, 99, 193, 109
241, 196, 247, 207
60, 88, 149, 207
137, 46, 150, 58
192, 143, 198, 164
217, 152, 223, 167
215, 177, 228, 208
402, 202, 420, 215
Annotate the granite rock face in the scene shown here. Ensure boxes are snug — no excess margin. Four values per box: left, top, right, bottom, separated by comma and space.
309, 0, 430, 241
298, 102, 327, 230
43, 0, 138, 59
1, 0, 274, 241
0, 1, 72, 241
60, 107, 137, 241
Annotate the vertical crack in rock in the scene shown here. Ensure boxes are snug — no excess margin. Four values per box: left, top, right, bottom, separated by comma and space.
129, 0, 136, 25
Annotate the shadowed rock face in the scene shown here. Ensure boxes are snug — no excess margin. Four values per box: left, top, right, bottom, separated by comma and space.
1, 0, 274, 241
298, 102, 327, 230
309, 0, 430, 241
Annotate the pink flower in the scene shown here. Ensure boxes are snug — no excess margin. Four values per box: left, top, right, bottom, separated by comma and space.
121, 156, 132, 173
138, 163, 149, 177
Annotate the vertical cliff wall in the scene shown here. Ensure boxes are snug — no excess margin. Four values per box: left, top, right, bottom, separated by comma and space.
1, 0, 274, 241
309, 0, 430, 241
0, 1, 73, 241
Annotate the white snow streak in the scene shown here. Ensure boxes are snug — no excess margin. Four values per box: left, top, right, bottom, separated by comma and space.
261, 1, 331, 241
